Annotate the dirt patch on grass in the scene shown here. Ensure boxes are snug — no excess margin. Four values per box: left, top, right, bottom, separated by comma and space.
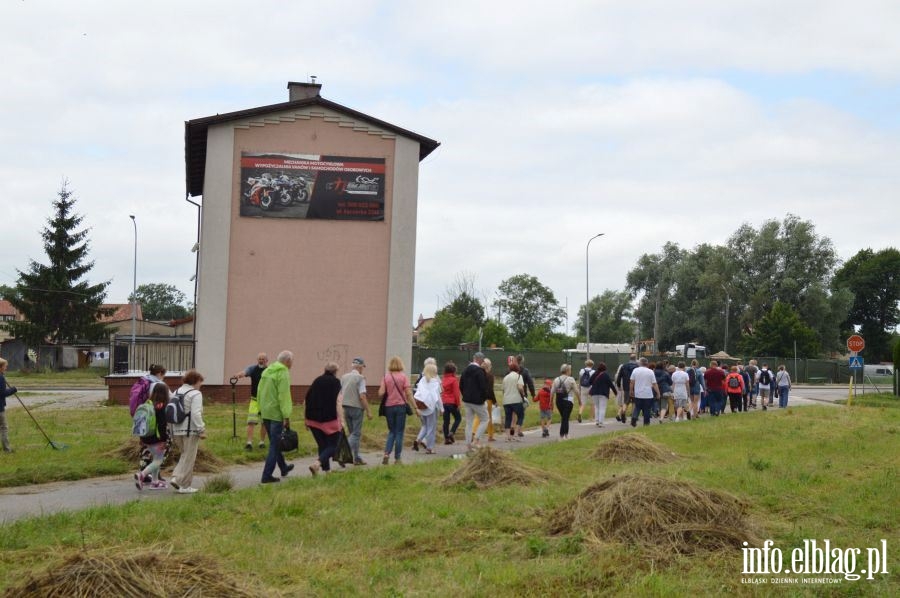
106, 439, 226, 473
4, 548, 266, 597
590, 433, 679, 464
441, 446, 552, 489
549, 474, 759, 554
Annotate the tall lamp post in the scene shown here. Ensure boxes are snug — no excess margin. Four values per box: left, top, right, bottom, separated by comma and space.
721, 283, 730, 355
129, 215, 137, 371
585, 233, 605, 360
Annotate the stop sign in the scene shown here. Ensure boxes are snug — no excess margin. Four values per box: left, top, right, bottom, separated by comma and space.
847, 335, 865, 353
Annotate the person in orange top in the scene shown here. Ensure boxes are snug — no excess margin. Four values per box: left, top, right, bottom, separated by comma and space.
724, 365, 745, 413
440, 361, 462, 445
536, 378, 554, 438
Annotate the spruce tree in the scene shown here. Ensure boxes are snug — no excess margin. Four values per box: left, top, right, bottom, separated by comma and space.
4, 181, 112, 346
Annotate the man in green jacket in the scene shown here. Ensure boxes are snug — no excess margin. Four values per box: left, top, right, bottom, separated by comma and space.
258, 350, 295, 483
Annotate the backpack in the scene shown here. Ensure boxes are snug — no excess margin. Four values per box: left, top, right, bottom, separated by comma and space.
165, 391, 191, 425
759, 370, 772, 385
128, 377, 152, 417
555, 377, 569, 400
132, 400, 156, 436
579, 368, 593, 387
727, 375, 741, 389
687, 367, 697, 387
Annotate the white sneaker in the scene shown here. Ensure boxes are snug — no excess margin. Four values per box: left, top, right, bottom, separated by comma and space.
177, 487, 198, 494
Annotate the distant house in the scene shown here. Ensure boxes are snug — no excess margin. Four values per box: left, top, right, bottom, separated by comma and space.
413, 314, 434, 345
0, 300, 22, 343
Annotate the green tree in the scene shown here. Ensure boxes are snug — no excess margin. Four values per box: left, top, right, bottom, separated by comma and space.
832, 247, 900, 361
481, 319, 513, 349
574, 289, 636, 343
494, 274, 565, 342
520, 323, 571, 351
128, 283, 190, 321
3, 182, 112, 346
422, 289, 488, 348
738, 301, 819, 357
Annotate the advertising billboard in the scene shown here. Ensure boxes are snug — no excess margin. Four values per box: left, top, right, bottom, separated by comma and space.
239, 152, 386, 220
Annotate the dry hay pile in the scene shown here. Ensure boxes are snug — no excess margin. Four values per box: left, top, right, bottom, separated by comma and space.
107, 439, 225, 473
441, 446, 552, 489
4, 549, 264, 598
591, 433, 678, 464
549, 474, 758, 554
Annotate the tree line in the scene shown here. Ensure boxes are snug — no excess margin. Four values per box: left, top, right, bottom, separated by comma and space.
424, 215, 899, 362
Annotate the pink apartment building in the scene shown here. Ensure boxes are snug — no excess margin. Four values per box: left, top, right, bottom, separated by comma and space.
183, 81, 439, 397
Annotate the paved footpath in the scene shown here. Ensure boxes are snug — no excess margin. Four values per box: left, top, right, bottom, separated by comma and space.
0, 387, 843, 523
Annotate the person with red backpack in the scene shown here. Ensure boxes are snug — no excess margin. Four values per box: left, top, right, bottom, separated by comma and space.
724, 366, 745, 413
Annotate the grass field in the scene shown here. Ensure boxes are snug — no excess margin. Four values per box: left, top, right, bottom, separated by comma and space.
0, 398, 897, 596
5, 367, 107, 388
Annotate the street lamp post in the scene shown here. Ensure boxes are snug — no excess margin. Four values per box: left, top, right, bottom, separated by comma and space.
585, 233, 605, 360
721, 283, 730, 354
130, 215, 137, 371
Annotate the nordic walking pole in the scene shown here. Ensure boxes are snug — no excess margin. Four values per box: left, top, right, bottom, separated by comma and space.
13, 393, 67, 450
229, 377, 239, 440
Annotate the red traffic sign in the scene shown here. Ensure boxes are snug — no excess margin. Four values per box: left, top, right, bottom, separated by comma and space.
847, 335, 865, 353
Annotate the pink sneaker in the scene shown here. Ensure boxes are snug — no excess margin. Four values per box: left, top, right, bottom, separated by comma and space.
149, 481, 168, 490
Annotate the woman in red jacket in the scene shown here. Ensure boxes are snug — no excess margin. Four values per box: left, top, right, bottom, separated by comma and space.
440, 362, 462, 444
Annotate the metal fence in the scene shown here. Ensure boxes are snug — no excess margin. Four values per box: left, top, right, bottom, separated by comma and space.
110, 335, 195, 374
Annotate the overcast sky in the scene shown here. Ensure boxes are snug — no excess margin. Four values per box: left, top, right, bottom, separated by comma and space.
3, 1, 898, 331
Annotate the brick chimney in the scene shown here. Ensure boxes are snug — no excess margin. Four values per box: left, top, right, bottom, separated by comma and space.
287, 80, 322, 101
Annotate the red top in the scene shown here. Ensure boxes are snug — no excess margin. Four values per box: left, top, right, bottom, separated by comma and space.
724, 372, 745, 394
536, 385, 553, 411
440, 373, 461, 407
704, 367, 727, 392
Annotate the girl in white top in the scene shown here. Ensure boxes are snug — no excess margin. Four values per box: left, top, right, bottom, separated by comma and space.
170, 369, 206, 494
413, 363, 443, 453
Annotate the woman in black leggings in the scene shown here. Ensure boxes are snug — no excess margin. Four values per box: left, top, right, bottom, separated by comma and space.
552, 364, 576, 439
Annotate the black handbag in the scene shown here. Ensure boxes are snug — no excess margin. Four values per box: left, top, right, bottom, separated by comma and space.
336, 428, 353, 466
279, 427, 299, 452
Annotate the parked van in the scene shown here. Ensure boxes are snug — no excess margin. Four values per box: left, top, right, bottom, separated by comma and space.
864, 364, 894, 377
675, 343, 707, 359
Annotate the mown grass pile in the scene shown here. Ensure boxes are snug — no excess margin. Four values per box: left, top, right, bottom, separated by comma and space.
4, 548, 263, 598
549, 473, 759, 554
590, 432, 679, 463
106, 439, 226, 473
441, 446, 552, 489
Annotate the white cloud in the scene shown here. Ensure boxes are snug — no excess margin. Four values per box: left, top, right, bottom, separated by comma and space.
0, 1, 897, 332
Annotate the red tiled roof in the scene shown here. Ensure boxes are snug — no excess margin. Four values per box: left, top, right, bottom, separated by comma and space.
0, 300, 18, 317
99, 303, 143, 323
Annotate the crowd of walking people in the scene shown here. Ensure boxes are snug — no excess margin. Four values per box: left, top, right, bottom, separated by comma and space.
127, 350, 793, 491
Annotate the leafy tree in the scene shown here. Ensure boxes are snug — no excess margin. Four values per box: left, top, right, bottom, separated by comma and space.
422, 286, 488, 348
481, 319, 513, 349
625, 216, 843, 355
421, 311, 473, 347
520, 323, 571, 351
832, 248, 900, 361
494, 274, 565, 342
738, 301, 819, 357
3, 182, 112, 345
574, 289, 636, 343
128, 283, 190, 321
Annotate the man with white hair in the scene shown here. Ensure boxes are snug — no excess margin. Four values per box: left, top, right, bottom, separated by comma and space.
341, 357, 371, 465
257, 350, 296, 483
